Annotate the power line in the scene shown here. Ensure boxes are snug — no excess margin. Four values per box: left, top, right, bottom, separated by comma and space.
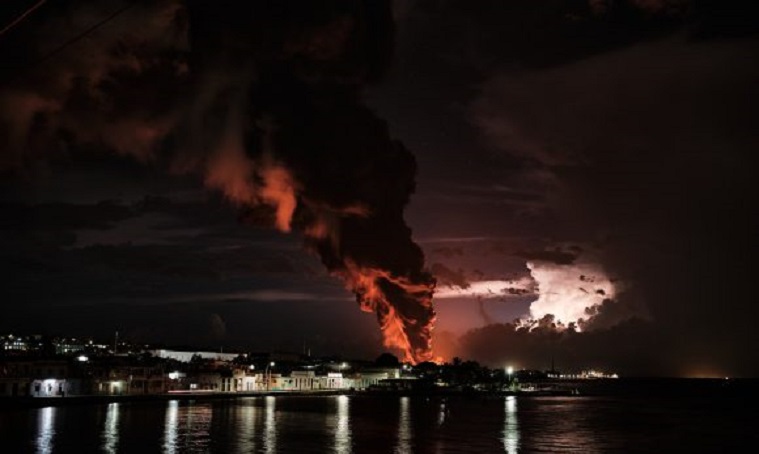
0, 0, 47, 38
9, 2, 135, 81
33, 3, 134, 68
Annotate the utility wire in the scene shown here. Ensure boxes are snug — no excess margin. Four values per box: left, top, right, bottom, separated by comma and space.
32, 3, 134, 68
8, 2, 135, 81
0, 0, 47, 38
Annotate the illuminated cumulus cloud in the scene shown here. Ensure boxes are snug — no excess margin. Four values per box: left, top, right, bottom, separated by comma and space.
432, 245, 619, 331
526, 259, 617, 329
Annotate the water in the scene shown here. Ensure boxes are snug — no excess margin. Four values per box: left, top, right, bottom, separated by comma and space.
1, 393, 756, 453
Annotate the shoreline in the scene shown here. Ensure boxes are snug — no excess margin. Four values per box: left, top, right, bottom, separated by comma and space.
0, 389, 575, 409
0, 390, 354, 409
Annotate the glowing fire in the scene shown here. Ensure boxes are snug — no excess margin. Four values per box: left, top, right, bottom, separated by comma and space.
336, 261, 436, 364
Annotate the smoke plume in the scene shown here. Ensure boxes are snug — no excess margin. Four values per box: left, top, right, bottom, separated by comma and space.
0, 0, 436, 363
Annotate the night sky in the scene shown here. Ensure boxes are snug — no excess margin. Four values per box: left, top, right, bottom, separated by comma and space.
1, 0, 757, 376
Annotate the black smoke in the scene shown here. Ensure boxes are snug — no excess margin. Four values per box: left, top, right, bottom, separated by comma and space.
0, 0, 437, 362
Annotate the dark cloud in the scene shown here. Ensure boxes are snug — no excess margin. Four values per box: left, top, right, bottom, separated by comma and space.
431, 246, 464, 259
0, 0, 188, 171
0, 200, 134, 231
367, 0, 758, 373
0, 0, 439, 363
517, 246, 580, 265
476, 297, 494, 326
430, 262, 469, 289
207, 313, 226, 339
456, 319, 669, 376
459, 21, 758, 373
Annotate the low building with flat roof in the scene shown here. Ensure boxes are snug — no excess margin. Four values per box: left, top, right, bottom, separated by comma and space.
150, 349, 241, 363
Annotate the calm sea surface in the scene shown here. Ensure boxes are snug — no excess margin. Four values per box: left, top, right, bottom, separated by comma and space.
1, 388, 757, 453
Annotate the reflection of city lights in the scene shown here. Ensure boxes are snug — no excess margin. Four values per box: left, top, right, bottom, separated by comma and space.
36, 407, 56, 454
395, 397, 412, 453
334, 395, 352, 454
102, 403, 120, 454
503, 396, 519, 454
163, 400, 178, 454
160, 401, 213, 452
237, 402, 257, 452
263, 396, 277, 454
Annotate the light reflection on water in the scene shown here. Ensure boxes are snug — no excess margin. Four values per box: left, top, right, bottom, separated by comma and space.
527, 398, 604, 453
503, 396, 519, 453
263, 396, 277, 454
35, 406, 55, 454
163, 400, 178, 453
334, 395, 352, 454
236, 399, 257, 452
102, 403, 120, 454
395, 396, 412, 454
10, 393, 746, 453
163, 400, 212, 454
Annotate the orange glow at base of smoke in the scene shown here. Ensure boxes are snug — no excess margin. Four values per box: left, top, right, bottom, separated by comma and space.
337, 261, 436, 364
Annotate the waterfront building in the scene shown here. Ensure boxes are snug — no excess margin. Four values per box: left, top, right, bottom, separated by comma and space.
150, 349, 242, 363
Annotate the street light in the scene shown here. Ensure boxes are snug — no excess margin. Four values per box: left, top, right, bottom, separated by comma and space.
506, 366, 514, 390
265, 361, 275, 391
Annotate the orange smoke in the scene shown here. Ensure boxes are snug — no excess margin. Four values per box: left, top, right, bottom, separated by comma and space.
203, 143, 257, 205
203, 146, 298, 233
259, 164, 297, 232
336, 261, 436, 364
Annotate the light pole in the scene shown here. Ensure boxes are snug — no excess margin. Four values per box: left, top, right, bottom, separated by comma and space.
265, 361, 275, 391
506, 366, 514, 391
246, 365, 255, 392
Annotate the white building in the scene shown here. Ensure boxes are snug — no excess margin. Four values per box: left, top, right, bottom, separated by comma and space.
150, 349, 241, 363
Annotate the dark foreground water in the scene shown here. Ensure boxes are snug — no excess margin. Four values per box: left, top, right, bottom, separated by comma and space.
1, 389, 757, 453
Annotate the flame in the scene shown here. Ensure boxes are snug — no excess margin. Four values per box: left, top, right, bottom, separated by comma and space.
335, 261, 436, 364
